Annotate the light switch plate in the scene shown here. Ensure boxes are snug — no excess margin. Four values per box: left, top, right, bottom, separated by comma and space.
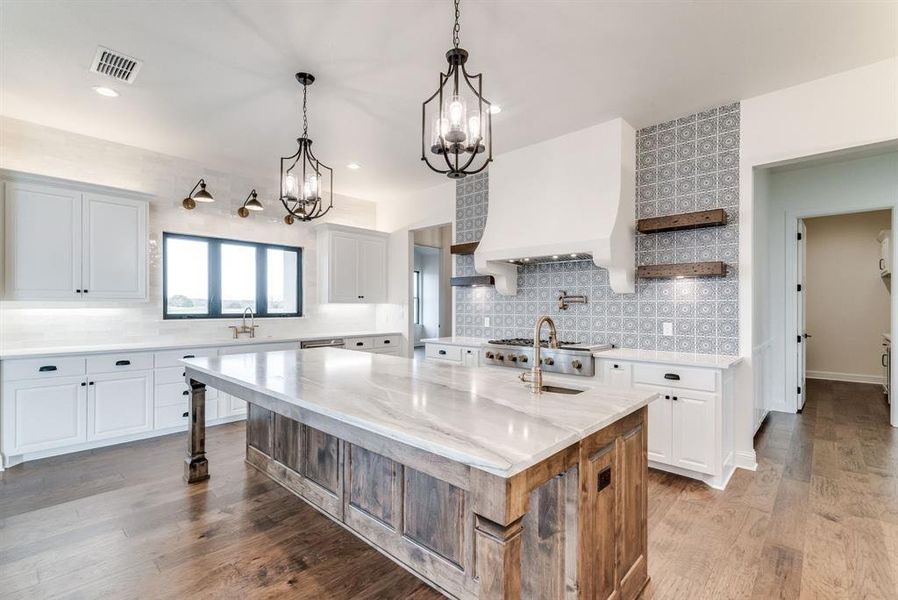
662, 322, 673, 336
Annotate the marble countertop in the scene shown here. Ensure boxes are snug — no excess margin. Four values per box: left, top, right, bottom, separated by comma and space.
0, 331, 401, 360
183, 348, 656, 479
593, 347, 742, 369
420, 336, 489, 347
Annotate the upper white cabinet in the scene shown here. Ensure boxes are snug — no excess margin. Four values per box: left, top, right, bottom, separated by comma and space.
3, 174, 148, 301
317, 223, 388, 304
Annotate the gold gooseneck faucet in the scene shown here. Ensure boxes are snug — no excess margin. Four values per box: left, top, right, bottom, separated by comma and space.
519, 315, 559, 393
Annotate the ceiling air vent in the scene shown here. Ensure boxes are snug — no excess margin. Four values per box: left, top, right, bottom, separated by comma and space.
89, 46, 142, 84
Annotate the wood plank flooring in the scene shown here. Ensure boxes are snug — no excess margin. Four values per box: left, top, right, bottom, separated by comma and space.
1, 378, 895, 599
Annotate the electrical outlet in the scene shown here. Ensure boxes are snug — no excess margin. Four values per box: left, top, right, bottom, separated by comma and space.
484, 317, 490, 327
662, 322, 673, 336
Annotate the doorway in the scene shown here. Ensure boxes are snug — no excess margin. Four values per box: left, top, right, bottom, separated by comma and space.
411, 224, 452, 352
795, 209, 892, 419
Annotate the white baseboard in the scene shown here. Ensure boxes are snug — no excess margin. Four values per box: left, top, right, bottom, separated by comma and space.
806, 370, 885, 385
734, 450, 758, 471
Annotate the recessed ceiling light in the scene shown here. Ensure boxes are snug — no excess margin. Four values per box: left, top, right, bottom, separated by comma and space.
346, 162, 361, 170
92, 86, 119, 97
489, 105, 502, 114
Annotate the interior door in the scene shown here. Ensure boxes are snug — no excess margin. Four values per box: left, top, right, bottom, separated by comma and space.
82, 193, 147, 299
797, 220, 808, 410
4, 182, 82, 299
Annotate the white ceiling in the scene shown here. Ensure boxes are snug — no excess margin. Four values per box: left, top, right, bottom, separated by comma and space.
2, 1, 896, 202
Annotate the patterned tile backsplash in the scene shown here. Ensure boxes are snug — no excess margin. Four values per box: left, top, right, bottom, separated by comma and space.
455, 103, 740, 355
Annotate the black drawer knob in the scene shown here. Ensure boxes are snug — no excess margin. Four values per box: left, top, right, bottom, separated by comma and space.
115, 360, 131, 366
39, 365, 57, 372
438, 349, 447, 355
664, 373, 680, 381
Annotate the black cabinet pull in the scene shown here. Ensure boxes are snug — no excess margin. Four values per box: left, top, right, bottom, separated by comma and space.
81, 382, 87, 387
182, 390, 189, 396
438, 349, 447, 355
183, 354, 195, 359
38, 365, 57, 372
880, 258, 886, 270
83, 289, 89, 293
89, 381, 95, 386
613, 364, 619, 369
356, 342, 364, 346
115, 360, 131, 366
182, 412, 189, 418
672, 396, 679, 401
75, 289, 82, 293
664, 373, 680, 381
664, 395, 670, 400
383, 339, 390, 344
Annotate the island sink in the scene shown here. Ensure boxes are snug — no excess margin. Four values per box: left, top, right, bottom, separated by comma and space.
181, 348, 654, 599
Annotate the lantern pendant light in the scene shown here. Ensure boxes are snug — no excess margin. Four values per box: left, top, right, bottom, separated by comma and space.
421, 0, 493, 179
279, 72, 334, 224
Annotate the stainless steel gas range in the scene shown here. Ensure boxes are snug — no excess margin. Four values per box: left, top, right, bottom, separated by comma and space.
481, 338, 611, 377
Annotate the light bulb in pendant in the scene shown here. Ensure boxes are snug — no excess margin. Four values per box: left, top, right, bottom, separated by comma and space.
284, 172, 298, 199
443, 95, 467, 143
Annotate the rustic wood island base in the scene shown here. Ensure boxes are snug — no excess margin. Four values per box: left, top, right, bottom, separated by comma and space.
182, 349, 652, 599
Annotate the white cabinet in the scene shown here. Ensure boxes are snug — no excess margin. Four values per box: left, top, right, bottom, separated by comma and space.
597, 357, 735, 489
81, 194, 147, 299
2, 375, 88, 454
87, 371, 153, 441
4, 182, 82, 299
317, 224, 388, 303
424, 342, 481, 367
3, 176, 148, 301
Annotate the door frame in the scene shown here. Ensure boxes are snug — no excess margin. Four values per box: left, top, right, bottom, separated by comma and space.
784, 205, 897, 426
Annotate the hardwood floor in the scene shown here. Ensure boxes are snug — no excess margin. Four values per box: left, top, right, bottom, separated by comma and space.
1, 378, 895, 599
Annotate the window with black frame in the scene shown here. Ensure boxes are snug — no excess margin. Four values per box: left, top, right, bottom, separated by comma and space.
412, 270, 422, 325
163, 232, 302, 319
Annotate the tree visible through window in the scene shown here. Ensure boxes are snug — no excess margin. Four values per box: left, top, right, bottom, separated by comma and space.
163, 232, 302, 319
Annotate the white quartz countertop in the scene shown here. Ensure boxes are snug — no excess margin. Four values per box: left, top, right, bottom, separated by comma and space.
594, 347, 742, 369
0, 331, 401, 360
183, 348, 656, 479
420, 336, 489, 347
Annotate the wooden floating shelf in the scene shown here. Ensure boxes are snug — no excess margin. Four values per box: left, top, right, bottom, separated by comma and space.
449, 275, 494, 287
637, 209, 727, 234
637, 261, 727, 279
450, 242, 479, 255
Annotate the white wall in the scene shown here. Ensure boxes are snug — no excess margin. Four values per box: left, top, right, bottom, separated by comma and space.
740, 57, 898, 460
0, 116, 382, 347
375, 182, 455, 355
762, 152, 898, 410
804, 210, 891, 382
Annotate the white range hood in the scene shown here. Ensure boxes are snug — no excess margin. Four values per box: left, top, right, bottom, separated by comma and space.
474, 117, 636, 295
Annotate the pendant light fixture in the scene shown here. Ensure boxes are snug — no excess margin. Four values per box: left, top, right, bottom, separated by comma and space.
421, 0, 493, 179
279, 72, 334, 224
237, 189, 263, 218
182, 178, 213, 210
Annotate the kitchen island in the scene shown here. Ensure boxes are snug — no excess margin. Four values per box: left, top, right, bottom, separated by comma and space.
182, 348, 656, 599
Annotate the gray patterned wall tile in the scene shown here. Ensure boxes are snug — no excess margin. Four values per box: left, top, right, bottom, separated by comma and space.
452, 103, 739, 354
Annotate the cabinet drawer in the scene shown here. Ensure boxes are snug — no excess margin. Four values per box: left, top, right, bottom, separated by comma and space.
632, 363, 717, 393
347, 337, 373, 350
155, 381, 191, 408
2, 356, 86, 381
373, 335, 399, 348
425, 344, 462, 362
86, 352, 154, 374
368, 348, 400, 355
155, 366, 187, 385
154, 347, 216, 368
155, 404, 189, 429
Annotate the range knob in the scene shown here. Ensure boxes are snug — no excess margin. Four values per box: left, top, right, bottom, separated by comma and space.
572, 360, 582, 370
496, 353, 505, 361
542, 357, 555, 366
519, 355, 529, 364
485, 351, 495, 359
509, 355, 518, 363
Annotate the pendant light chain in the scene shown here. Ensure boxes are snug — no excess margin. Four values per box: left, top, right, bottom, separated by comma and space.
452, 0, 460, 49
302, 83, 309, 138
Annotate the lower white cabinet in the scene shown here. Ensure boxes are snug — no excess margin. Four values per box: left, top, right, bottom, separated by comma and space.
344, 335, 401, 357
88, 371, 153, 441
423, 342, 481, 367
599, 357, 735, 489
2, 376, 88, 454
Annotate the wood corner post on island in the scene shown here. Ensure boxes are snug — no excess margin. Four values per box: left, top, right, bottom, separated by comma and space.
184, 379, 209, 483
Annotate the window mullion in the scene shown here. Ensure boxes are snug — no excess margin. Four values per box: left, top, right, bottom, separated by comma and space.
257, 245, 268, 316
209, 241, 221, 317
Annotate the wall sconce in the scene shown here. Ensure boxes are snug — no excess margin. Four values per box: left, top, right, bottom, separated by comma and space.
182, 178, 214, 210
237, 189, 264, 218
